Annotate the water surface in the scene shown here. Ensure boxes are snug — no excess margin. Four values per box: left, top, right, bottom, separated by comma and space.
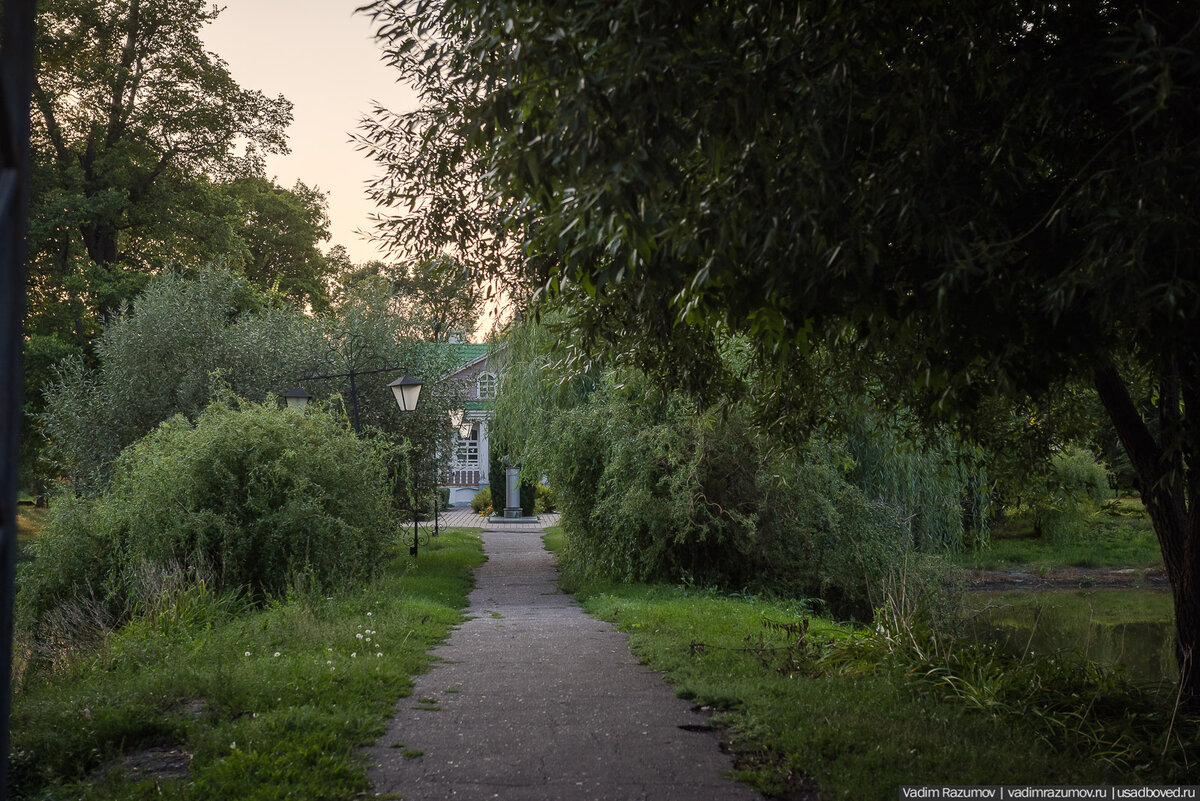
962, 589, 1176, 684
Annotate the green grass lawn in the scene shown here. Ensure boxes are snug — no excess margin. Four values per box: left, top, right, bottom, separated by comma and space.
543, 527, 1193, 799
10, 527, 484, 800
954, 498, 1163, 571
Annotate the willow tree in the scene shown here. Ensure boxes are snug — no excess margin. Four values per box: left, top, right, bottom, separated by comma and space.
360, 1, 1200, 697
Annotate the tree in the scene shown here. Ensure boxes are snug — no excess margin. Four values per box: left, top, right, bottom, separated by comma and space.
223, 176, 334, 311
361, 1, 1200, 697
40, 267, 325, 488
30, 0, 292, 334
335, 254, 485, 342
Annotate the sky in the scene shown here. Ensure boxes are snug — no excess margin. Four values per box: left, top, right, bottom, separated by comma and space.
202, 1, 419, 265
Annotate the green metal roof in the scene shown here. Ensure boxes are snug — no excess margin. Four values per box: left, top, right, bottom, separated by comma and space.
423, 342, 490, 372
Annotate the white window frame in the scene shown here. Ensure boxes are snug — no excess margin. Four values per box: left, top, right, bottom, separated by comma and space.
455, 425, 479, 466
476, 371, 498, 400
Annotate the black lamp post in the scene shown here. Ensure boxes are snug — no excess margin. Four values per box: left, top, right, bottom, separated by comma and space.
282, 386, 313, 411
387, 376, 427, 554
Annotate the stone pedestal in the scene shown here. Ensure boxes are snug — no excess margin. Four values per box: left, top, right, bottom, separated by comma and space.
504, 467, 522, 518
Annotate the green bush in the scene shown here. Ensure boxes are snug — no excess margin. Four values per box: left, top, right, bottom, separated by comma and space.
534, 483, 556, 514
471, 486, 492, 513
490, 315, 956, 620
488, 449, 505, 513
18, 398, 395, 655
520, 478, 536, 515
535, 376, 929, 619
1036, 445, 1113, 542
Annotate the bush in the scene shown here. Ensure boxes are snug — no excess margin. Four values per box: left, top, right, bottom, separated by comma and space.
18, 398, 395, 655
471, 486, 492, 513
40, 267, 326, 489
534, 483, 556, 514
539, 377, 931, 619
1036, 445, 1113, 542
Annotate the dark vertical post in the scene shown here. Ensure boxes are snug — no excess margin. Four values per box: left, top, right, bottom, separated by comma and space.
347, 369, 361, 434
410, 480, 419, 557
0, 0, 37, 796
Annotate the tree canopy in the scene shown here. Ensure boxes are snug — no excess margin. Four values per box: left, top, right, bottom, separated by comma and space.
29, 0, 294, 337
362, 0, 1200, 697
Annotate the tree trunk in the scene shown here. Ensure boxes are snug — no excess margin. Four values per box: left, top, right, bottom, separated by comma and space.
81, 223, 118, 266
1094, 362, 1199, 703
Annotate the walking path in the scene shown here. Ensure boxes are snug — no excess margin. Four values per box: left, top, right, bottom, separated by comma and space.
365, 523, 764, 800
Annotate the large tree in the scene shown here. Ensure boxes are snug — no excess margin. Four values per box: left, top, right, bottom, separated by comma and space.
30, 0, 292, 334
360, 1, 1200, 696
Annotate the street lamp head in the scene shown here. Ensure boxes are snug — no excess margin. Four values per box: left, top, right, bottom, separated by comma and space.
388, 375, 423, 412
282, 386, 312, 411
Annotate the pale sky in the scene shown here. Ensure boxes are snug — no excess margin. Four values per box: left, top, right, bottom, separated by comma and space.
203, 1, 419, 265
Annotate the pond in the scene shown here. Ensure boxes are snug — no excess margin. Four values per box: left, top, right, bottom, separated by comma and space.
961, 589, 1177, 684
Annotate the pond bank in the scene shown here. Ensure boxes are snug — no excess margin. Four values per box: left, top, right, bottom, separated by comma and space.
965, 566, 1168, 591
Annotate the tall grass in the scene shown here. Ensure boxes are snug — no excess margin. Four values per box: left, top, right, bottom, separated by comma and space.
544, 528, 1196, 798
10, 528, 483, 800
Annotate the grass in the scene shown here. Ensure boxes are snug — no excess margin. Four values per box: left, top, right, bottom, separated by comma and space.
15, 503, 48, 543
954, 498, 1162, 571
542, 526, 1191, 799
10, 527, 484, 800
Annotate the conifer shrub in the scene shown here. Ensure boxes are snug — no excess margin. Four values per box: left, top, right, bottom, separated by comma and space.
19, 399, 394, 652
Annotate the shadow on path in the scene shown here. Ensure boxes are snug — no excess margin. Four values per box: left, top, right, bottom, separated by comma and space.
365, 526, 765, 800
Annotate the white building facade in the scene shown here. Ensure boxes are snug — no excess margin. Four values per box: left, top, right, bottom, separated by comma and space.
439, 343, 501, 506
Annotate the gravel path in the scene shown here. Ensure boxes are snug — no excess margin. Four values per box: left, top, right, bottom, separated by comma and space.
364, 525, 764, 801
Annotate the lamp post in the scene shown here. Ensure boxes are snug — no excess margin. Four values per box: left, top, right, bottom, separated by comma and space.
388, 376, 429, 552
282, 386, 312, 411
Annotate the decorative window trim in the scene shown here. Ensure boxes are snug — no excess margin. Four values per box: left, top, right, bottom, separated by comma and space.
476, 371, 498, 400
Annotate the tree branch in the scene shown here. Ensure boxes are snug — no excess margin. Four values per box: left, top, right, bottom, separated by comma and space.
32, 79, 70, 163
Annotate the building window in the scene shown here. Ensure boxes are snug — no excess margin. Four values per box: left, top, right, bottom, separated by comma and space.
477, 371, 498, 400
455, 426, 479, 465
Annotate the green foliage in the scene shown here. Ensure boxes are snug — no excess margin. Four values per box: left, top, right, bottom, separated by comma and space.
1035, 446, 1114, 543
361, 0, 1199, 403
221, 176, 336, 311
840, 406, 989, 553
40, 267, 326, 487
496, 315, 961, 619
362, 0, 1200, 691
519, 478, 536, 517
314, 280, 465, 495
470, 486, 491, 514
955, 502, 1162, 571
533, 483, 556, 515
334, 254, 485, 342
488, 448, 504, 515
38, 267, 463, 496
558, 573, 1162, 797
29, 0, 293, 328
10, 528, 484, 800
19, 399, 396, 657
507, 363, 938, 619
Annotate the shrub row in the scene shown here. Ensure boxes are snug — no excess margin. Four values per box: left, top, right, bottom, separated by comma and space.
19, 400, 395, 659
